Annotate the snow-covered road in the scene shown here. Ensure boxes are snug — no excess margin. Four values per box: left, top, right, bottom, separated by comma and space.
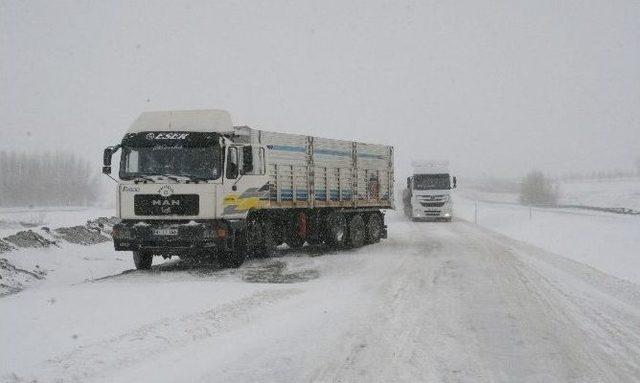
2, 212, 640, 382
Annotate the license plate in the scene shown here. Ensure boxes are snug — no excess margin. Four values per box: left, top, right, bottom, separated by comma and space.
154, 228, 178, 236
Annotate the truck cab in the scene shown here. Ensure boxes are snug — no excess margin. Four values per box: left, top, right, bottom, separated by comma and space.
102, 110, 270, 269
403, 161, 456, 221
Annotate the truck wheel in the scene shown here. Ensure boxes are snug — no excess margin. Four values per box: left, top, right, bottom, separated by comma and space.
219, 230, 247, 268
272, 222, 284, 246
285, 212, 306, 249
133, 251, 153, 270
306, 235, 323, 246
324, 212, 347, 248
365, 213, 383, 244
255, 220, 277, 258
245, 218, 263, 257
347, 214, 365, 248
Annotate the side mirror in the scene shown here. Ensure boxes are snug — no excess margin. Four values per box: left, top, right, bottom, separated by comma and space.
407, 176, 411, 189
102, 145, 120, 175
242, 146, 254, 174
452, 176, 457, 189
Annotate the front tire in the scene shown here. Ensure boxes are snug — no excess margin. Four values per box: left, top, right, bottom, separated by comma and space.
255, 219, 277, 258
219, 230, 247, 268
133, 251, 153, 270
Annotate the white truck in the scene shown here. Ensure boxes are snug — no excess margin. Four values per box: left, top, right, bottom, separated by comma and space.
402, 160, 456, 221
103, 109, 394, 269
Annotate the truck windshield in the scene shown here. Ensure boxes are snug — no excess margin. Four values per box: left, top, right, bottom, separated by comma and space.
119, 145, 223, 180
413, 174, 450, 190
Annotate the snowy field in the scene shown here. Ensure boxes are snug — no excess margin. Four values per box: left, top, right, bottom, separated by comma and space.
455, 177, 640, 285
460, 177, 640, 211
557, 177, 640, 211
455, 198, 640, 285
2, 210, 640, 382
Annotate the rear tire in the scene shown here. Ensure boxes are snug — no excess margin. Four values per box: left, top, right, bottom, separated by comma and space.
347, 214, 365, 248
133, 251, 153, 270
365, 213, 383, 244
285, 212, 306, 249
324, 212, 347, 248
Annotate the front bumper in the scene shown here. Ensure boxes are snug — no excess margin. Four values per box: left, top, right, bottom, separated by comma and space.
412, 205, 453, 219
112, 220, 229, 254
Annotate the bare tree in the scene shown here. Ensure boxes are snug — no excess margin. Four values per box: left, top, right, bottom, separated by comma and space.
519, 170, 558, 207
0, 151, 100, 207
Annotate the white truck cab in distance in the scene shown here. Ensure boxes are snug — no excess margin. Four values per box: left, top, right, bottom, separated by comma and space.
402, 160, 456, 221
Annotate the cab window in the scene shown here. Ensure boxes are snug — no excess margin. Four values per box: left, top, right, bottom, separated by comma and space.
226, 147, 239, 179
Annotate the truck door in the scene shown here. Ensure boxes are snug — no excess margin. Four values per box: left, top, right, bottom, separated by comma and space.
221, 145, 270, 218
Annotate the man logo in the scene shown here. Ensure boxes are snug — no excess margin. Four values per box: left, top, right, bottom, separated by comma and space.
145, 132, 155, 140
152, 199, 180, 206
158, 185, 174, 197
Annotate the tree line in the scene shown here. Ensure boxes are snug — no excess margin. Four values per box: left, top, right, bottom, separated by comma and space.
0, 151, 100, 207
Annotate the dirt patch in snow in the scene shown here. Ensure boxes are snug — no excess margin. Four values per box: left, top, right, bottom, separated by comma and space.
2, 230, 57, 248
242, 261, 319, 284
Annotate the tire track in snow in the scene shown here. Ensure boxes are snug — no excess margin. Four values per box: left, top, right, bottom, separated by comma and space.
12, 287, 302, 383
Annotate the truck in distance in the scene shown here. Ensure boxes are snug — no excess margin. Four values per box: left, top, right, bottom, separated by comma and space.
103, 109, 394, 269
402, 160, 456, 221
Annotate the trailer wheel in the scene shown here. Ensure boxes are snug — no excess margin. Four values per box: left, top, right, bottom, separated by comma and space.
347, 214, 365, 248
133, 251, 153, 270
285, 212, 306, 249
219, 230, 247, 268
365, 213, 383, 244
324, 212, 347, 248
255, 220, 277, 258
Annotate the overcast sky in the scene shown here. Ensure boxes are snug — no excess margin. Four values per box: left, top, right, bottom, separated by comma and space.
2, 0, 639, 181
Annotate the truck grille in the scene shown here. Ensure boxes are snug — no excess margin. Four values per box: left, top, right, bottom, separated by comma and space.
134, 194, 199, 216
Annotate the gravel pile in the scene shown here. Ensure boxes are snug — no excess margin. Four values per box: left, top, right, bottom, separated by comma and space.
0, 240, 15, 253
3, 230, 57, 248
0, 216, 118, 254
53, 226, 111, 245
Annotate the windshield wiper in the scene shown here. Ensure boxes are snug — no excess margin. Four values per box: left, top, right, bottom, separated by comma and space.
182, 174, 209, 183
132, 175, 155, 183
158, 173, 182, 182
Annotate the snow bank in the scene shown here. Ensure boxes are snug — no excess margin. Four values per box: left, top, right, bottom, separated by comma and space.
0, 209, 123, 296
